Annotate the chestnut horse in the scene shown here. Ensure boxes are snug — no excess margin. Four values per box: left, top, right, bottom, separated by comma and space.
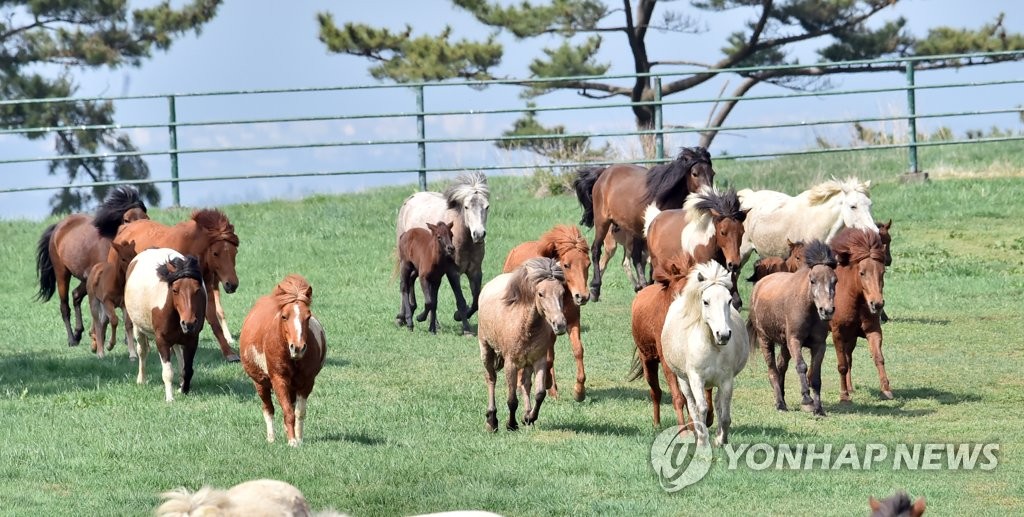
396, 221, 469, 334
478, 258, 567, 432
829, 228, 891, 401
746, 240, 807, 283
503, 224, 590, 401
124, 249, 206, 402
86, 240, 137, 358
34, 186, 148, 347
114, 209, 241, 361
877, 219, 893, 266
748, 240, 837, 416
240, 274, 326, 446
573, 147, 715, 301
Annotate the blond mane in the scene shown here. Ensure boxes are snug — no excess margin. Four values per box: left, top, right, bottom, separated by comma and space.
806, 177, 871, 206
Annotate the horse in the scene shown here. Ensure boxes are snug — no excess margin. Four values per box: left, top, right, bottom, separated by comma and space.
630, 254, 715, 430
573, 147, 715, 301
156, 479, 317, 517
829, 228, 891, 402
124, 249, 206, 402
748, 240, 837, 416
877, 219, 893, 266
595, 224, 648, 289
85, 239, 137, 358
396, 171, 489, 322
746, 240, 807, 283
502, 224, 590, 401
478, 258, 567, 432
660, 261, 748, 447
737, 177, 877, 269
113, 208, 241, 361
240, 274, 326, 447
396, 221, 469, 334
869, 491, 927, 517
34, 185, 148, 347
644, 186, 746, 306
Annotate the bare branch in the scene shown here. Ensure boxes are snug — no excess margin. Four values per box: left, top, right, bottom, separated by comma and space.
650, 59, 714, 68
700, 76, 761, 148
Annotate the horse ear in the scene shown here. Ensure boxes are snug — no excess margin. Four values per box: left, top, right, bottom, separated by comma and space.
305, 285, 313, 301
911, 497, 926, 516
709, 209, 723, 221
868, 497, 881, 511
836, 251, 851, 266
863, 180, 872, 190
736, 209, 749, 222
426, 222, 437, 232
697, 271, 706, 283
885, 218, 892, 229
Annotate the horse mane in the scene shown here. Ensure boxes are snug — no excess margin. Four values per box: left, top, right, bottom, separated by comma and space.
539, 225, 588, 259
803, 240, 838, 268
503, 257, 564, 306
643, 146, 712, 208
192, 209, 240, 246
92, 185, 147, 238
830, 228, 886, 264
677, 261, 732, 330
652, 254, 693, 291
444, 171, 489, 210
156, 256, 204, 284
806, 177, 871, 206
681, 186, 742, 252
156, 486, 230, 516
273, 274, 313, 308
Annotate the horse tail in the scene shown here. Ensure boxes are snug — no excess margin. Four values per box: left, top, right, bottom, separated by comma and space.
35, 223, 58, 302
642, 203, 661, 238
627, 347, 644, 382
155, 486, 230, 517
573, 166, 604, 227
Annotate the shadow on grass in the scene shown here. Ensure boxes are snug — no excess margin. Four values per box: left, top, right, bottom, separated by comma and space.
895, 385, 982, 404
319, 431, 387, 446
584, 386, 647, 402
729, 424, 809, 441
888, 316, 951, 325
827, 400, 935, 418
548, 421, 643, 437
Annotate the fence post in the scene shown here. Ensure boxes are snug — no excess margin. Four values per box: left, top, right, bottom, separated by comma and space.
416, 85, 427, 191
654, 78, 664, 161
903, 61, 924, 181
167, 95, 180, 206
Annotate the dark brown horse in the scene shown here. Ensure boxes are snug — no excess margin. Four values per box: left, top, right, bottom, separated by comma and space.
877, 219, 893, 266
747, 240, 807, 283
748, 240, 837, 416
396, 221, 469, 334
829, 228, 891, 401
573, 147, 715, 301
503, 224, 591, 401
240, 274, 326, 446
35, 186, 148, 347
114, 209, 241, 361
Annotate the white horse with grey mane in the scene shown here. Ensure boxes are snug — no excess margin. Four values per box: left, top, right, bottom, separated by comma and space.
397, 171, 489, 323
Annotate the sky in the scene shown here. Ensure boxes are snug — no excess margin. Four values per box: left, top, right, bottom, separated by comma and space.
2, 0, 1023, 220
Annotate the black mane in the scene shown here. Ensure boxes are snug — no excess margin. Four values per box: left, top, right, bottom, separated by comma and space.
92, 186, 147, 238
803, 240, 837, 269
692, 187, 744, 220
643, 146, 712, 209
156, 255, 204, 285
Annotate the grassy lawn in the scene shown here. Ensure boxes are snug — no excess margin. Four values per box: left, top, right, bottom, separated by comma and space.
0, 143, 1022, 516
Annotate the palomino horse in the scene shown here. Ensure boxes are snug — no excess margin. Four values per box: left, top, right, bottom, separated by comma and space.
503, 224, 590, 401
738, 177, 877, 269
397, 171, 489, 322
35, 185, 148, 347
573, 147, 715, 301
124, 249, 206, 402
478, 258, 567, 432
86, 240, 136, 358
661, 261, 748, 446
240, 274, 326, 446
748, 240, 837, 416
114, 209, 241, 361
396, 221, 470, 334
746, 240, 806, 283
829, 228, 891, 401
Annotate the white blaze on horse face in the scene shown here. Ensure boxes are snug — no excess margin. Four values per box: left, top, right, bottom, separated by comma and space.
292, 304, 303, 348
702, 285, 734, 346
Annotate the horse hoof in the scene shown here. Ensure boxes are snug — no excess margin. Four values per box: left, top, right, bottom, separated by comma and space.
574, 385, 586, 402
224, 353, 240, 363
506, 422, 519, 432
881, 391, 894, 400
547, 387, 559, 399
776, 403, 788, 412
814, 409, 827, 417
453, 311, 464, 322
288, 438, 301, 447
838, 398, 852, 405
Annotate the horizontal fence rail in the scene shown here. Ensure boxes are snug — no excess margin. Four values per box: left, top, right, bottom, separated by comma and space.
2, 50, 1024, 209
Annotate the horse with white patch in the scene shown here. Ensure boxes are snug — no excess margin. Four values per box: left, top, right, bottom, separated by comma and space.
240, 274, 326, 447
124, 248, 206, 402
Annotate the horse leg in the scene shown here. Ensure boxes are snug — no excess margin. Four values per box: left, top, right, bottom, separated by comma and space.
88, 295, 104, 357
680, 374, 710, 446
422, 276, 440, 334
759, 337, 787, 411
714, 380, 734, 447
396, 262, 411, 328
255, 380, 276, 442
505, 365, 520, 431
406, 269, 419, 330
466, 268, 483, 320
808, 342, 827, 416
212, 287, 234, 346
788, 337, 814, 413
179, 342, 198, 395
544, 342, 558, 399
519, 366, 533, 418
642, 358, 663, 427
525, 357, 549, 425
204, 285, 239, 362
481, 341, 499, 432
866, 328, 893, 399
589, 218, 613, 302
71, 280, 87, 344
271, 378, 300, 446
660, 359, 690, 431
704, 388, 715, 428
563, 300, 586, 401
295, 393, 308, 443
156, 340, 175, 402
102, 299, 118, 353
597, 231, 617, 282
55, 267, 78, 347
629, 235, 648, 291
122, 305, 138, 360
135, 333, 150, 384
833, 332, 853, 403
445, 267, 471, 334
777, 345, 791, 402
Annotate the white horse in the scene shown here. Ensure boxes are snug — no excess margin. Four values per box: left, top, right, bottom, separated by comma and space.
396, 171, 489, 321
738, 177, 877, 267
661, 261, 748, 447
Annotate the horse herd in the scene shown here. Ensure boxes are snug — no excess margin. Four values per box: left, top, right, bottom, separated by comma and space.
32, 146, 894, 448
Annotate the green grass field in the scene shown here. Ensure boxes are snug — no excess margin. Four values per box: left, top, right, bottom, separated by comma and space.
1, 144, 1023, 516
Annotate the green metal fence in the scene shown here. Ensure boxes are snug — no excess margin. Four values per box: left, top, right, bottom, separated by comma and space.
2, 50, 1023, 207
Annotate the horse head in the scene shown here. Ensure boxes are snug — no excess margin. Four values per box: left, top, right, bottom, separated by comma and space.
681, 147, 715, 195
111, 240, 138, 277
446, 171, 489, 243
710, 209, 747, 273
545, 226, 591, 306
206, 240, 240, 294
803, 240, 838, 321
691, 261, 733, 346
158, 256, 206, 335
837, 179, 877, 232
784, 239, 807, 271
274, 275, 314, 360
877, 219, 893, 266
508, 258, 566, 335
122, 206, 149, 225
832, 228, 887, 315
426, 221, 456, 258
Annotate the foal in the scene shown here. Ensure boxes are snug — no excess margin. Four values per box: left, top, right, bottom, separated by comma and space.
478, 258, 567, 432
746, 240, 807, 283
396, 221, 470, 334
240, 274, 326, 446
748, 240, 837, 416
86, 240, 136, 358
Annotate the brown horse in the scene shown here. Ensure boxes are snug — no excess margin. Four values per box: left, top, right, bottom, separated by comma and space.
124, 249, 206, 402
503, 224, 590, 401
573, 147, 715, 301
34, 186, 148, 347
630, 255, 714, 430
113, 208, 241, 361
240, 274, 326, 447
86, 240, 137, 358
869, 491, 926, 517
746, 240, 807, 283
396, 221, 469, 334
829, 228, 891, 402
748, 240, 837, 416
877, 219, 893, 266
478, 258, 567, 432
